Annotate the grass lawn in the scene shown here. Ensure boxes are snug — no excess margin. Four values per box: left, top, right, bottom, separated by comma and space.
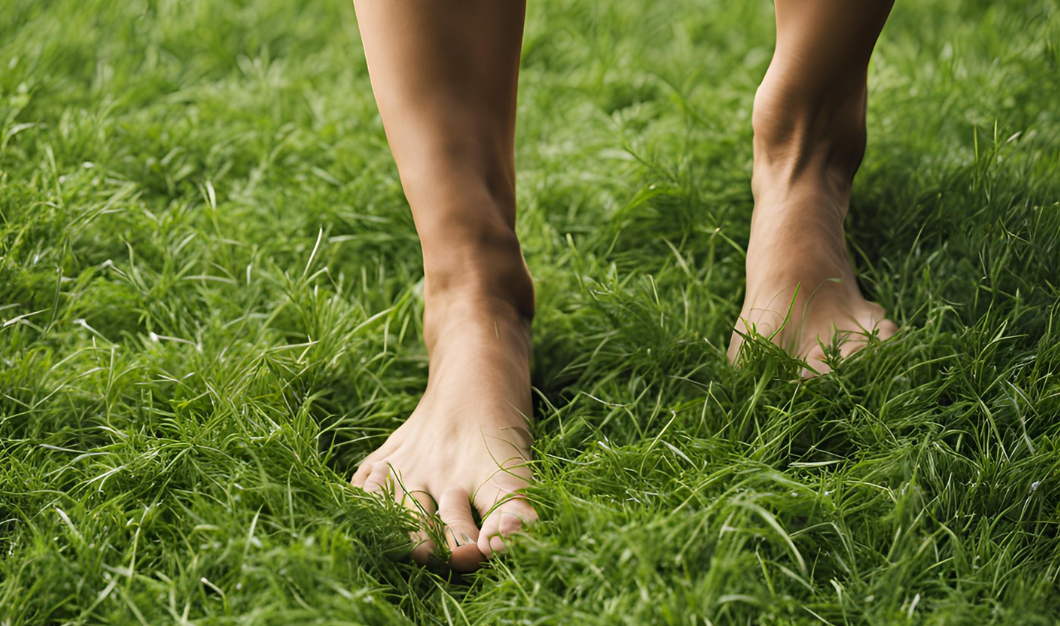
3, 0, 1060, 623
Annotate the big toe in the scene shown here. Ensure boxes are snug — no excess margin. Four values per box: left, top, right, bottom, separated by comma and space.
438, 488, 486, 572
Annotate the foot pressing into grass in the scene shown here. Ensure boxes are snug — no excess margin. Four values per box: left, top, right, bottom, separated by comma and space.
728, 75, 897, 375
351, 262, 538, 572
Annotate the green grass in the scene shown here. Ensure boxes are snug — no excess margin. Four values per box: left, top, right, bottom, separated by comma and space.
2, 0, 1060, 623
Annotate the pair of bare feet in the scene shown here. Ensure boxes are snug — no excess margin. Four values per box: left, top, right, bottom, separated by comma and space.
350, 83, 897, 573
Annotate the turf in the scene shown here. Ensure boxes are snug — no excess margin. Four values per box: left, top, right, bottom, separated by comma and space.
2, 0, 1060, 623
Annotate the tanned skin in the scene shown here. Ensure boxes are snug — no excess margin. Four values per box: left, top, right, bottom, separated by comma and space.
729, 0, 899, 375
349, 0, 535, 572
351, 0, 897, 572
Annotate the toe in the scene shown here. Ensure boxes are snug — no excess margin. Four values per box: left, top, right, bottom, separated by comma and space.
361, 462, 391, 494
875, 318, 899, 341
477, 494, 537, 559
839, 314, 898, 359
438, 488, 485, 572
350, 457, 376, 489
801, 345, 831, 378
359, 463, 439, 564
839, 335, 869, 359
400, 489, 438, 566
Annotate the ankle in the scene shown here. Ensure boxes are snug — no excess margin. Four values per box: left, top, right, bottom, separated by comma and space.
421, 256, 534, 358
419, 209, 534, 328
399, 158, 534, 325
424, 234, 534, 318
750, 73, 868, 198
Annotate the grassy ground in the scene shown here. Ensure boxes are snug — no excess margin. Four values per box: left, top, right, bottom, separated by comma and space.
2, 0, 1060, 623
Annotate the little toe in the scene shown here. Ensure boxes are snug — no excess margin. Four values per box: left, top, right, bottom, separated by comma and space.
801, 346, 831, 378
875, 318, 899, 341
350, 458, 377, 489
361, 462, 392, 494
839, 335, 869, 359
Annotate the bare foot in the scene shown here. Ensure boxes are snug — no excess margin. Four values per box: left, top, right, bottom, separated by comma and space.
351, 284, 537, 572
728, 79, 897, 375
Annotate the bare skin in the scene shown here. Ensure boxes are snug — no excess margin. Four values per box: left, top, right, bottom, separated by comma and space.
728, 0, 899, 375
350, 0, 901, 572
349, 0, 536, 571
351, 294, 536, 570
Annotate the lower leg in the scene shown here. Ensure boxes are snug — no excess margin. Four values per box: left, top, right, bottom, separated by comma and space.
354, 0, 533, 321
349, 0, 536, 571
729, 0, 899, 375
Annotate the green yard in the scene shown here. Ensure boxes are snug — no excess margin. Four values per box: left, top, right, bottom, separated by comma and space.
2, 0, 1060, 623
